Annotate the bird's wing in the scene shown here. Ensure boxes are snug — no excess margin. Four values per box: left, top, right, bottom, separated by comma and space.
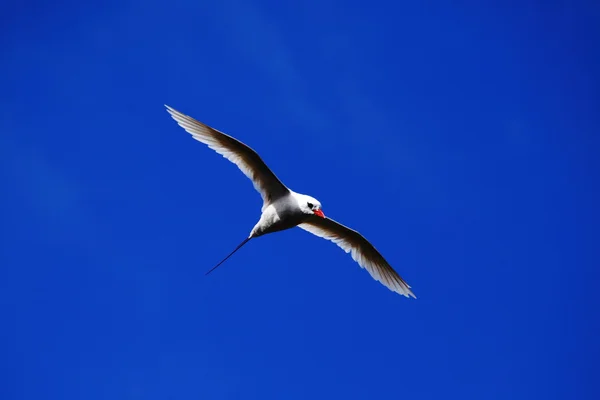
298, 216, 416, 298
165, 105, 289, 207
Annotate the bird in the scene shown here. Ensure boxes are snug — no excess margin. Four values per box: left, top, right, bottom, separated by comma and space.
165, 105, 416, 298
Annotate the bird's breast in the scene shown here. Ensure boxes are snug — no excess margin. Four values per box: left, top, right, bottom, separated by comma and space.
251, 201, 307, 237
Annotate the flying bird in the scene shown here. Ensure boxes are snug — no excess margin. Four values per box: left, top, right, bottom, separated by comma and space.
165, 105, 416, 298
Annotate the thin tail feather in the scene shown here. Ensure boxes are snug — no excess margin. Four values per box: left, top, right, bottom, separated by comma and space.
205, 237, 252, 276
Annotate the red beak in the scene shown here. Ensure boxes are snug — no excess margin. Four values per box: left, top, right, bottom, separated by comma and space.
313, 209, 325, 218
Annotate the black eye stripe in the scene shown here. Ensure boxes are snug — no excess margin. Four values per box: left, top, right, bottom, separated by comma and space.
307, 202, 314, 209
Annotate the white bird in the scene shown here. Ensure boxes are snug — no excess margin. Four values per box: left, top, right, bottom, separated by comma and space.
165, 105, 416, 298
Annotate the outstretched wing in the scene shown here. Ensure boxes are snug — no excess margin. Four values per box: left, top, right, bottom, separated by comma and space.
299, 216, 416, 298
166, 105, 289, 207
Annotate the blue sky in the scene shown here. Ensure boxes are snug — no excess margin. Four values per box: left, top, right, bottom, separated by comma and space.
1, 1, 598, 399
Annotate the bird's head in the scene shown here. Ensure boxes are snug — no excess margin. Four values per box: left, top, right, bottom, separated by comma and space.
297, 194, 325, 218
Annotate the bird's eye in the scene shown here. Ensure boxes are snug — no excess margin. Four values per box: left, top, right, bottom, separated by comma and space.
307, 202, 314, 209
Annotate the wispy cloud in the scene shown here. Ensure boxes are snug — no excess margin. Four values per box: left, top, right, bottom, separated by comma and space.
206, 0, 333, 132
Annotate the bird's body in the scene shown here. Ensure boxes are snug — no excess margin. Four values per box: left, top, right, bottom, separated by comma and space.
166, 105, 416, 298
250, 191, 318, 237
250, 193, 302, 237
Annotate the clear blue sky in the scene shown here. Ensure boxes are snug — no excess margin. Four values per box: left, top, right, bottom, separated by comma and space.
1, 1, 598, 399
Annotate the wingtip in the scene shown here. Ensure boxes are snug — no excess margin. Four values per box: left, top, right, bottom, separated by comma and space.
405, 285, 417, 299
394, 279, 416, 299
164, 105, 185, 122
393, 281, 416, 298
